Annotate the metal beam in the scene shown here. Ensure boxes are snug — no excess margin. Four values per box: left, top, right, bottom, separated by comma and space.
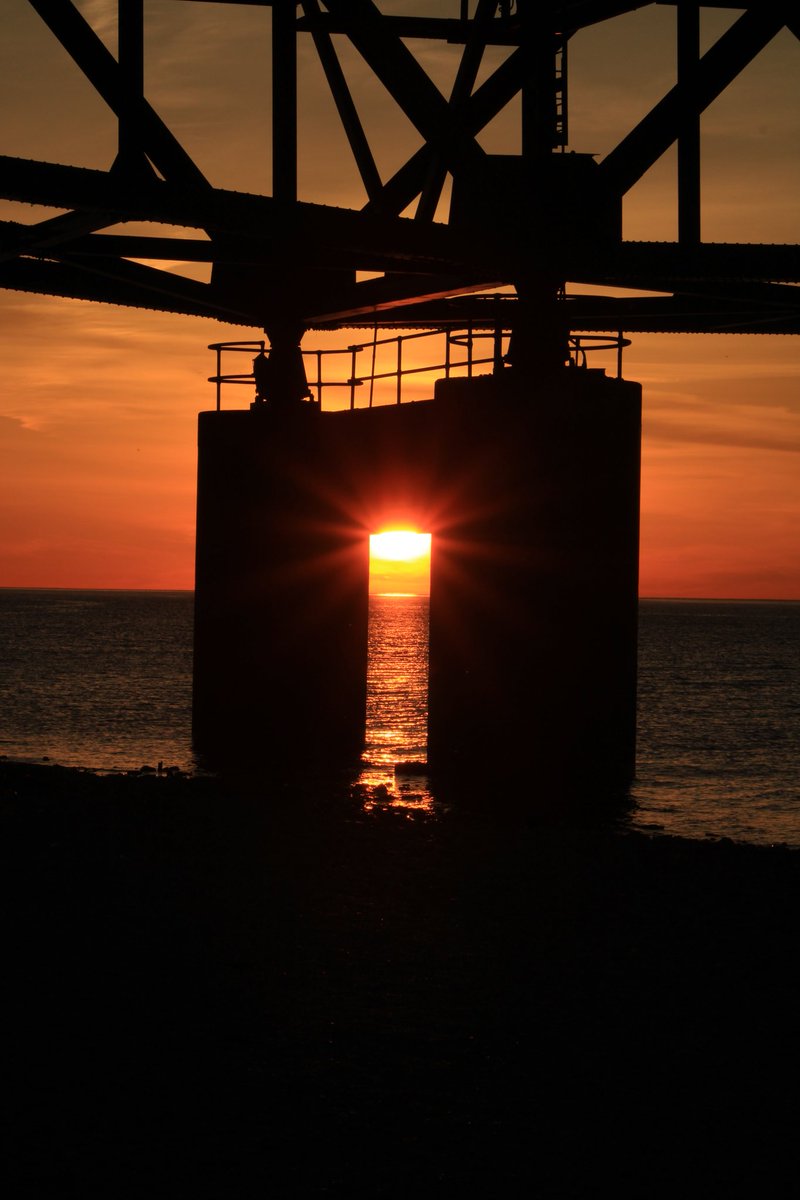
27, 0, 209, 189
321, 0, 488, 182
0, 222, 488, 277
363, 48, 525, 217
677, 1, 701, 244
167, 2, 660, 39
272, 0, 297, 203
568, 241, 800, 284
415, 0, 497, 222
0, 156, 498, 273
115, 0, 148, 179
297, 3, 658, 40
301, 0, 383, 202
304, 272, 508, 325
599, 6, 787, 196
0, 255, 255, 323
4, 256, 798, 336
0, 211, 119, 266
330, 293, 800, 337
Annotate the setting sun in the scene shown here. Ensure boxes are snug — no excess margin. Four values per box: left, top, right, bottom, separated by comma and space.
369, 530, 431, 595
370, 531, 431, 562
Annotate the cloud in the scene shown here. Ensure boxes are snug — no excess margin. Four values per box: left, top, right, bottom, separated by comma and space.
644, 401, 800, 455
0, 413, 51, 439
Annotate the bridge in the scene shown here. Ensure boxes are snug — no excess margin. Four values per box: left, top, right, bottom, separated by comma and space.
2, 2, 798, 798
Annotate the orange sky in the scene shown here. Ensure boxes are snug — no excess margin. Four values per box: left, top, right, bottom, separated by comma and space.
1, 4, 798, 598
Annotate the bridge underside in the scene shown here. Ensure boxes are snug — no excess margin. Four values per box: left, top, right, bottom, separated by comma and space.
193, 365, 641, 807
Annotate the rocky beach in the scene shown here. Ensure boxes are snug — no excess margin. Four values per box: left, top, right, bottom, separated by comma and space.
2, 760, 796, 1196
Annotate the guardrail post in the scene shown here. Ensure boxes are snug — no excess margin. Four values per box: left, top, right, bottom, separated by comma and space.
315, 350, 323, 406
493, 323, 504, 374
349, 346, 358, 409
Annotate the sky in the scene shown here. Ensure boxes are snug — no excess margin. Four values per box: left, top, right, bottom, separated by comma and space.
1, 1, 798, 598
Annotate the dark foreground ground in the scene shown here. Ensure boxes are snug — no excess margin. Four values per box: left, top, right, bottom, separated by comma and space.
1, 761, 797, 1197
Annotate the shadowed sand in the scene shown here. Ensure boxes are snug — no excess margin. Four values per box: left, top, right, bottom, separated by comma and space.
1, 761, 796, 1196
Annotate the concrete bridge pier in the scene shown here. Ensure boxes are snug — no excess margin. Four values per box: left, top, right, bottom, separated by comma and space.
192, 366, 641, 805
426, 370, 642, 803
192, 406, 370, 769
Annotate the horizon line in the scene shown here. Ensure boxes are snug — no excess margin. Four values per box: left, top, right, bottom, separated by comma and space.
1, 586, 799, 604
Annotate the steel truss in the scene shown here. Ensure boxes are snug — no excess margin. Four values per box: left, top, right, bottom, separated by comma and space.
1, 1, 798, 340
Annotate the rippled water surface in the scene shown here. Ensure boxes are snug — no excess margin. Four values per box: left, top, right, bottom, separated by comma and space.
1, 589, 797, 846
632, 599, 799, 846
1, 589, 194, 773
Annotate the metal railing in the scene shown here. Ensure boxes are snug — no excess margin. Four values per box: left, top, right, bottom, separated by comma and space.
208, 327, 629, 412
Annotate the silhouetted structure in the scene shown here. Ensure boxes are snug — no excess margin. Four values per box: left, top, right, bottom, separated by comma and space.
2, 3, 798, 797
194, 361, 641, 798
252, 350, 272, 406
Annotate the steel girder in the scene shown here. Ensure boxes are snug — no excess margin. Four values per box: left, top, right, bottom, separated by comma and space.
0, 1, 797, 337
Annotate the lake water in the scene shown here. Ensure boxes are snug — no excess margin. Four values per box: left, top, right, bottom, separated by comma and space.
0, 589, 797, 847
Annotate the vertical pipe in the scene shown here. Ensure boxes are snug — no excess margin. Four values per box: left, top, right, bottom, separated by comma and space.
519, 2, 556, 160
678, 2, 701, 244
396, 337, 403, 404
556, 34, 568, 149
272, 0, 297, 204
216, 346, 221, 411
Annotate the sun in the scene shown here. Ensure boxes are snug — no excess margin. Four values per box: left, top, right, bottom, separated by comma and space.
369, 529, 431, 595
370, 530, 431, 561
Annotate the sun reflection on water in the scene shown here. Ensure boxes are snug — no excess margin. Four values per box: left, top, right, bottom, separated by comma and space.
356, 591, 438, 815
358, 763, 438, 816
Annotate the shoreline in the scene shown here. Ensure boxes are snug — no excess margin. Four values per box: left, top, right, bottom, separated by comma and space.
2, 758, 797, 1194
3, 752, 796, 848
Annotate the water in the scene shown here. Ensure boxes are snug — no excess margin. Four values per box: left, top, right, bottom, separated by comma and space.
359, 594, 433, 814
632, 599, 799, 847
0, 588, 797, 847
0, 589, 195, 774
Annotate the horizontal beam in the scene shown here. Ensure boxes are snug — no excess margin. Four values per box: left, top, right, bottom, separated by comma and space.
3, 253, 798, 335
570, 241, 800, 285
304, 273, 508, 325
0, 156, 490, 273
330, 293, 800, 336
167, 2, 658, 39
0, 256, 256, 323
0, 210, 119, 265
